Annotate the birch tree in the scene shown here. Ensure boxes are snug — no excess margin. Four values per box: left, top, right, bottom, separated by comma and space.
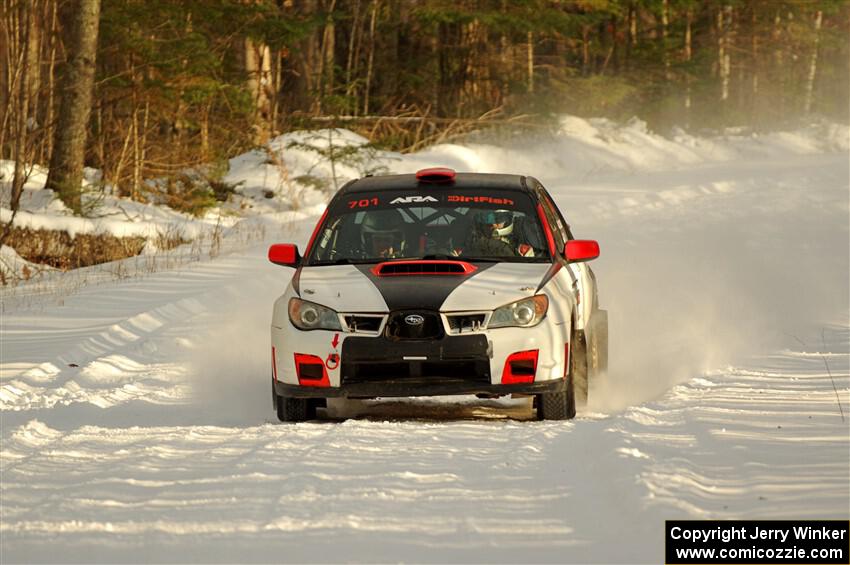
45, 0, 100, 214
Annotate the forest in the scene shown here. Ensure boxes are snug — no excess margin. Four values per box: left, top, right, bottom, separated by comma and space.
1, 0, 848, 216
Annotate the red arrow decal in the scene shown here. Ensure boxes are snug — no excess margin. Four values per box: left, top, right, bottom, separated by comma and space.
331, 333, 340, 349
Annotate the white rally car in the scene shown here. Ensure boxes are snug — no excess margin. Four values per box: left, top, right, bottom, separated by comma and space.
268, 168, 607, 421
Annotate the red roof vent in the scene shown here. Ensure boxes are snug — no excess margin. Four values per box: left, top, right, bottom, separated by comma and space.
416, 167, 456, 183
371, 260, 477, 277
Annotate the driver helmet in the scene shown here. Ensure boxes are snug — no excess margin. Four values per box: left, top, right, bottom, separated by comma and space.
361, 210, 406, 256
474, 209, 514, 238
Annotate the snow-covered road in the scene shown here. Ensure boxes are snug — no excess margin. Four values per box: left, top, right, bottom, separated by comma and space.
2, 121, 848, 562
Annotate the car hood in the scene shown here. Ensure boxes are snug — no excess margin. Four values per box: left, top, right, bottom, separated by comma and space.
296, 262, 552, 313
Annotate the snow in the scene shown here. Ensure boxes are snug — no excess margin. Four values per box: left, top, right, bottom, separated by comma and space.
0, 161, 232, 241
1, 117, 848, 562
0, 245, 56, 283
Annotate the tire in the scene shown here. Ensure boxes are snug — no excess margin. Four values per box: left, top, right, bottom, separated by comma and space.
537, 337, 578, 421
276, 396, 310, 422
588, 309, 608, 377
536, 388, 576, 420
572, 331, 589, 407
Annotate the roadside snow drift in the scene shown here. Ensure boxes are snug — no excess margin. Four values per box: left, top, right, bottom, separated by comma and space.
1, 117, 848, 563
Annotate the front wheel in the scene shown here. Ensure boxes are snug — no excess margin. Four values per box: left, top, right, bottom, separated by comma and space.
588, 309, 609, 377
574, 309, 609, 407
276, 395, 310, 422
536, 388, 576, 420
536, 338, 578, 420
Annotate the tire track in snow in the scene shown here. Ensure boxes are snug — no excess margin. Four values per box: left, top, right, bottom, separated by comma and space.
1, 251, 281, 413
602, 326, 849, 520
1, 418, 584, 562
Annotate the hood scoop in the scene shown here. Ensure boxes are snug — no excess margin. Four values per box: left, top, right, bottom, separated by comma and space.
371, 260, 477, 277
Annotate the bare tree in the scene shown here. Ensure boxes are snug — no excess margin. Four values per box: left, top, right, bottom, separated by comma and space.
244, 37, 272, 144
803, 10, 823, 116
44, 0, 100, 214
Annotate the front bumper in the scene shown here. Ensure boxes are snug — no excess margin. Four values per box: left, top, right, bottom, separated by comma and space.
272, 291, 571, 390
274, 377, 566, 399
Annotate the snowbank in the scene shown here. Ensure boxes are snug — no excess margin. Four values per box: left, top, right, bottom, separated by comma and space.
3, 116, 845, 247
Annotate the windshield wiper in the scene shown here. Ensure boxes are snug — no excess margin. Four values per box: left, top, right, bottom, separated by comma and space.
309, 258, 372, 266
417, 254, 506, 263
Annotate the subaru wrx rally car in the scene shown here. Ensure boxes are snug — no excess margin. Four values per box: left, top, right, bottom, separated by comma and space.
268, 168, 607, 421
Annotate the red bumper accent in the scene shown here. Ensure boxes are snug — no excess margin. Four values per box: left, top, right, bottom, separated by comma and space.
294, 353, 330, 387
501, 349, 539, 384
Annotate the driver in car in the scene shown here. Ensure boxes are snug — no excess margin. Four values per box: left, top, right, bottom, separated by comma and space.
460, 209, 536, 258
360, 210, 407, 258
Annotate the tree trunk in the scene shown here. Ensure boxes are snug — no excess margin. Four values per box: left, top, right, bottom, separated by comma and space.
344, 0, 361, 110
300, 0, 320, 113
0, 0, 22, 157
751, 7, 758, 108
581, 26, 590, 76
244, 37, 272, 143
718, 5, 731, 103
315, 0, 336, 112
526, 31, 534, 94
803, 10, 823, 115
772, 9, 784, 116
45, 0, 101, 215
661, 0, 671, 81
24, 0, 41, 142
362, 0, 378, 115
43, 0, 58, 163
271, 46, 282, 130
10, 0, 34, 218
684, 8, 692, 115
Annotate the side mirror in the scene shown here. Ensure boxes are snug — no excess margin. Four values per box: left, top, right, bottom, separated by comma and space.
564, 240, 599, 263
268, 244, 300, 267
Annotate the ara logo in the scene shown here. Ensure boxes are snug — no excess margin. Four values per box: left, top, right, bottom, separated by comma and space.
389, 195, 438, 205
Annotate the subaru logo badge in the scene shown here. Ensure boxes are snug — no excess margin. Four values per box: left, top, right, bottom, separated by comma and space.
404, 314, 425, 326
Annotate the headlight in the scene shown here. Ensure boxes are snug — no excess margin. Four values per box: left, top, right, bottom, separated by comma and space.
288, 298, 342, 331
488, 295, 548, 328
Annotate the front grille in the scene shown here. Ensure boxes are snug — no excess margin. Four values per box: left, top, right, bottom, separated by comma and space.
446, 313, 487, 334
340, 334, 491, 387
343, 314, 385, 334
342, 360, 490, 385
385, 311, 443, 340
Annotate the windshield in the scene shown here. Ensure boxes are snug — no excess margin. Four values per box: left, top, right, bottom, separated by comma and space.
307, 188, 551, 265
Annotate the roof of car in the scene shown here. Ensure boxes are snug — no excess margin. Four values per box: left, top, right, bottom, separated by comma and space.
339, 172, 529, 194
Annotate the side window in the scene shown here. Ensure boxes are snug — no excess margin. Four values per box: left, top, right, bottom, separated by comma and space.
541, 190, 571, 244
537, 195, 566, 256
